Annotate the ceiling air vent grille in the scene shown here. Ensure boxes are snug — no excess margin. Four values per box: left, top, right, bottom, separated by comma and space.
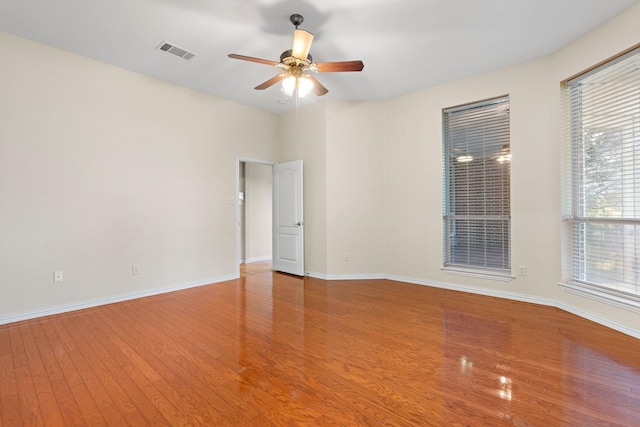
156, 41, 196, 60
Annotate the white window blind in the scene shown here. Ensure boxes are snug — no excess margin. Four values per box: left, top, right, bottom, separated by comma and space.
442, 96, 511, 277
563, 47, 640, 307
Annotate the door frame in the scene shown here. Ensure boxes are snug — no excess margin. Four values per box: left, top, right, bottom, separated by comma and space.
235, 157, 277, 278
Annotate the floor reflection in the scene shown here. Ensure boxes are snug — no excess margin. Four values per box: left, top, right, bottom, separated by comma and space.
442, 311, 515, 424
562, 340, 640, 424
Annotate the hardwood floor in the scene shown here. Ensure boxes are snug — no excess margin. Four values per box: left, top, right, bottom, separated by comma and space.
1, 273, 639, 426
240, 260, 272, 277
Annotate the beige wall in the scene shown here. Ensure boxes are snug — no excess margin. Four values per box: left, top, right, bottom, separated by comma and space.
325, 101, 385, 277
384, 56, 559, 291
279, 100, 385, 278
0, 32, 278, 320
279, 103, 328, 276
383, 57, 562, 296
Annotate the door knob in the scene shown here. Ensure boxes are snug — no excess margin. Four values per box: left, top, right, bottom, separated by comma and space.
295, 221, 303, 226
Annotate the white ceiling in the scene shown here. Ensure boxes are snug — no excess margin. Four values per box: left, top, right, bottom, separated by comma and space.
1, 0, 638, 114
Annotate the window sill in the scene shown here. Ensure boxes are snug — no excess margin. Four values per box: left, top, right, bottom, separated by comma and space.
560, 282, 640, 314
442, 267, 514, 282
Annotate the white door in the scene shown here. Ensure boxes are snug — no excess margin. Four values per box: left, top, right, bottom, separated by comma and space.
273, 160, 304, 276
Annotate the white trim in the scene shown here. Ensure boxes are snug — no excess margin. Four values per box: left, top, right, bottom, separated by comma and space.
304, 271, 386, 281
325, 273, 386, 281
242, 256, 272, 264
2, 271, 638, 340
441, 267, 514, 282
235, 156, 277, 279
236, 156, 278, 166
388, 274, 553, 306
388, 274, 640, 339
308, 272, 640, 339
0, 274, 237, 326
554, 300, 640, 339
305, 271, 327, 279
560, 283, 640, 314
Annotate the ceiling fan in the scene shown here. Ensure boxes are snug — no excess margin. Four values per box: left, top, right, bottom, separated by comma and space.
228, 14, 364, 97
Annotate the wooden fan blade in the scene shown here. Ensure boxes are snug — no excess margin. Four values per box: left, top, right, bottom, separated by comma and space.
228, 54, 279, 67
307, 75, 329, 96
316, 60, 364, 72
255, 74, 287, 90
292, 29, 314, 60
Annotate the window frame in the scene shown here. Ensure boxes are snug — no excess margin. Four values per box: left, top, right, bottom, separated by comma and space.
442, 96, 512, 280
561, 45, 640, 312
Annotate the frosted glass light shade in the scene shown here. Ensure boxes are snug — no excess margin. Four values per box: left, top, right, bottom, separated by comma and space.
281, 75, 296, 97
281, 75, 314, 98
292, 30, 314, 60
297, 76, 314, 97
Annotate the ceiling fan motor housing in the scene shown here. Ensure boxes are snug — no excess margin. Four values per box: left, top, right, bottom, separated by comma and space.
280, 49, 312, 63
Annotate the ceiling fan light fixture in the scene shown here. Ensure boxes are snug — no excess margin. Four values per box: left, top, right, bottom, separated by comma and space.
281, 75, 314, 98
297, 76, 314, 97
228, 13, 363, 98
281, 75, 297, 97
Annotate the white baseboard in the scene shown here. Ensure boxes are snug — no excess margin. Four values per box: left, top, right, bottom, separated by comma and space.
0, 274, 237, 326
306, 272, 640, 340
306, 271, 385, 280
386, 274, 556, 306
244, 256, 272, 263
387, 274, 640, 339
553, 301, 640, 339
3, 272, 638, 340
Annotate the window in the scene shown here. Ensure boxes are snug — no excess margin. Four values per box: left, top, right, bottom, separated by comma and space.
563, 46, 640, 309
442, 96, 511, 279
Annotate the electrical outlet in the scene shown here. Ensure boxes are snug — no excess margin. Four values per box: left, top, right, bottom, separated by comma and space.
54, 271, 63, 282
132, 265, 139, 275
518, 266, 527, 276
343, 253, 349, 261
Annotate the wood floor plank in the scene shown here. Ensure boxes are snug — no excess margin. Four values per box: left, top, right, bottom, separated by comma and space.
1, 272, 639, 426
64, 331, 117, 410
121, 362, 192, 427
100, 356, 172, 427
30, 374, 65, 425
87, 352, 151, 425
49, 378, 85, 426
0, 352, 18, 398
19, 322, 47, 378
40, 318, 83, 388
0, 326, 10, 355
68, 315, 150, 425
68, 382, 107, 427
9, 325, 43, 425
98, 304, 228, 424
48, 316, 78, 353
0, 393, 22, 427
28, 320, 84, 426
240, 260, 272, 277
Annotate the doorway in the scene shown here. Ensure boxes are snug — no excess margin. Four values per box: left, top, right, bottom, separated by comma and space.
237, 159, 274, 274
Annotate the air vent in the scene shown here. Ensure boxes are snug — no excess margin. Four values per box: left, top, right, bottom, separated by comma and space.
156, 41, 196, 60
